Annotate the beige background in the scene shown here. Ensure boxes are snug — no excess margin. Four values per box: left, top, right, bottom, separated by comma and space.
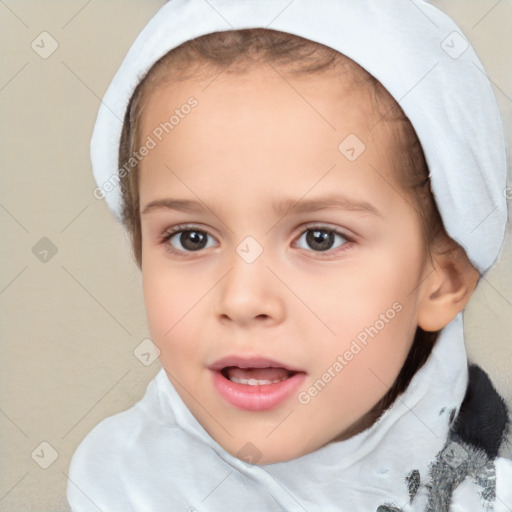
0, 1, 511, 510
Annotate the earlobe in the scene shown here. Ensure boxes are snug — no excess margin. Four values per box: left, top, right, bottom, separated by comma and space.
417, 248, 479, 332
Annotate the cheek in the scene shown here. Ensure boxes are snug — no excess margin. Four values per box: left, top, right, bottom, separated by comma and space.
141, 263, 201, 352
309, 248, 421, 342
143, 284, 203, 377
304, 305, 416, 433
300, 243, 422, 400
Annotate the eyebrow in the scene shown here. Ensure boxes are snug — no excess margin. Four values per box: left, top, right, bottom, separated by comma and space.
141, 194, 383, 218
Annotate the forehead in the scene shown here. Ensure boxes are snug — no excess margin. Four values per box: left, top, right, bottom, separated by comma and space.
137, 64, 399, 206
139, 62, 380, 133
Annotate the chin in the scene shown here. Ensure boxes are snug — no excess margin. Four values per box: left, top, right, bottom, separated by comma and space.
226, 433, 319, 465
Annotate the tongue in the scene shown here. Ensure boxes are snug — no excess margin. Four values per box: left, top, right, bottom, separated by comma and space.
225, 367, 291, 381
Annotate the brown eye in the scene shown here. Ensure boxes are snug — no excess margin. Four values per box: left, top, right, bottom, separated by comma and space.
296, 226, 349, 253
176, 230, 208, 251
162, 227, 216, 253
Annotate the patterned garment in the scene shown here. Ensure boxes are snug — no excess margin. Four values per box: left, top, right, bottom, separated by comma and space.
378, 366, 510, 512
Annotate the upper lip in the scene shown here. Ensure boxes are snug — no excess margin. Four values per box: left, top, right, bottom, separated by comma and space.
209, 356, 305, 373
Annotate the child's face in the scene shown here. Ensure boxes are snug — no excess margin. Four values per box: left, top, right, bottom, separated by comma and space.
138, 65, 433, 463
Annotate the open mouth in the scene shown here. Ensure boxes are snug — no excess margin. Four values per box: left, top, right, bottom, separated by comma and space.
210, 357, 306, 411
221, 366, 295, 386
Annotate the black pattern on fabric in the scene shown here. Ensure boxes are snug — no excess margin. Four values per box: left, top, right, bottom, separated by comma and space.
424, 436, 496, 512
405, 469, 420, 503
424, 364, 509, 511
375, 364, 510, 512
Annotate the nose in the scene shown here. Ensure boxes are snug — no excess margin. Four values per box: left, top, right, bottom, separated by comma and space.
214, 249, 286, 327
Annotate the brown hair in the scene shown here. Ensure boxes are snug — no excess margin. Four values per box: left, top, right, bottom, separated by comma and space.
118, 28, 448, 431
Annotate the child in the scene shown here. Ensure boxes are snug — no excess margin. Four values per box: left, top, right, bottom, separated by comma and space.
68, 0, 512, 510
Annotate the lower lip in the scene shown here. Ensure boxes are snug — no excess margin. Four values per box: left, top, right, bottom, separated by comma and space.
211, 370, 306, 411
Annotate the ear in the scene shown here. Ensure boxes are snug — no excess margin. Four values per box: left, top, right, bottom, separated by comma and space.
417, 241, 480, 332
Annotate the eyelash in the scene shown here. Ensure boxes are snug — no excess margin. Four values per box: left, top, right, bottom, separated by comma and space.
159, 223, 354, 258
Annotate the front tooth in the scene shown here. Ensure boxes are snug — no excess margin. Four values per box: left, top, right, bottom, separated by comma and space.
229, 376, 288, 385
249, 379, 272, 385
